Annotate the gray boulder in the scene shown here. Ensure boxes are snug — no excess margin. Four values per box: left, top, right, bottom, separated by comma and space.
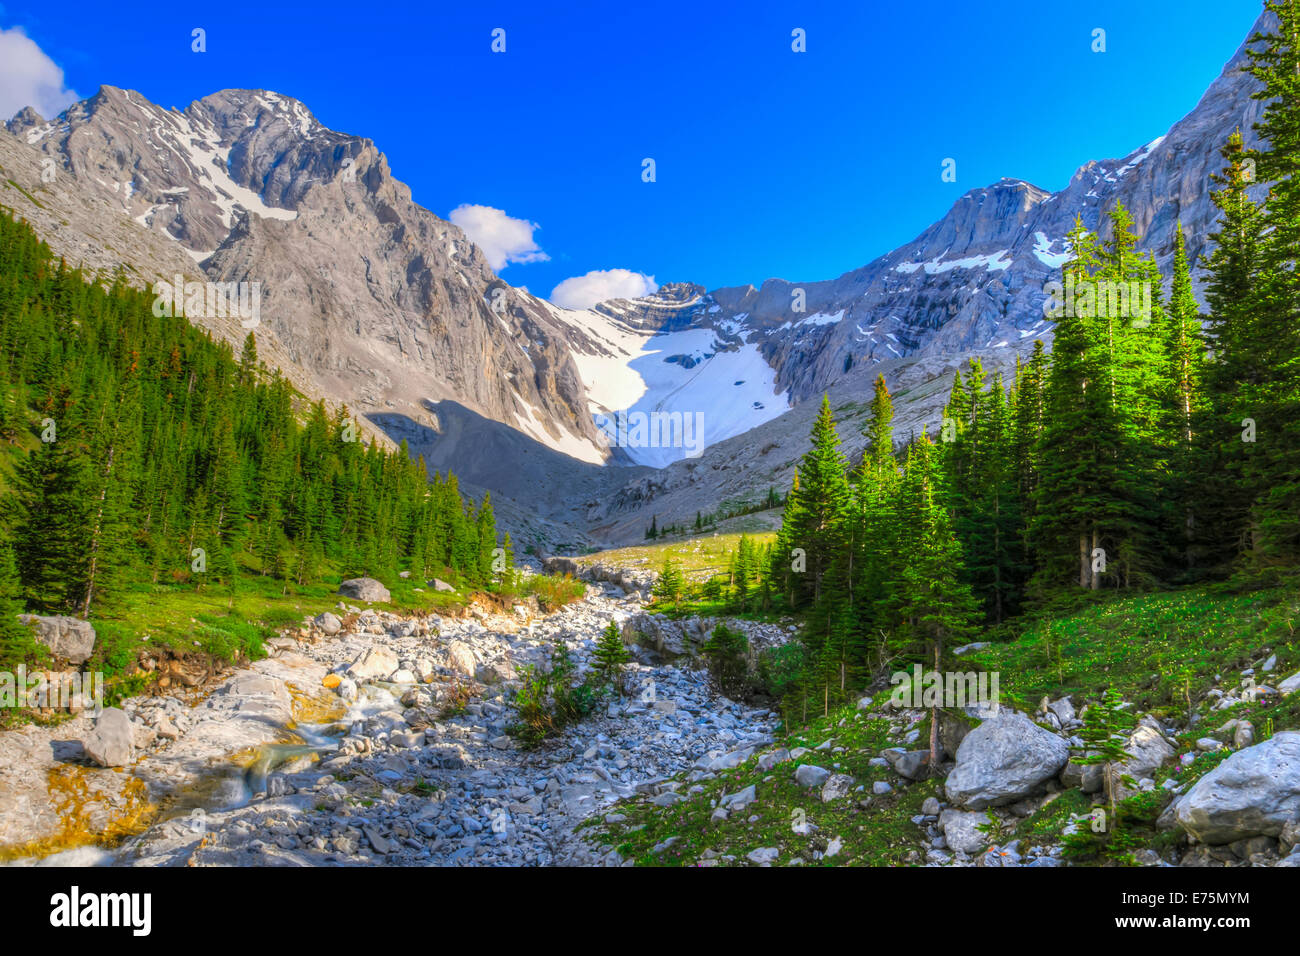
821, 774, 855, 803
313, 611, 342, 635
883, 748, 933, 780
1113, 717, 1176, 797
757, 747, 791, 771
338, 577, 391, 603
940, 808, 992, 854
1172, 732, 1300, 845
346, 646, 399, 681
83, 707, 134, 767
794, 764, 831, 789
1061, 755, 1105, 793
945, 712, 1070, 809
721, 784, 757, 808
18, 614, 96, 665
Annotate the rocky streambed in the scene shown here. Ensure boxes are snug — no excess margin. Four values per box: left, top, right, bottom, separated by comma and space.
0, 585, 785, 867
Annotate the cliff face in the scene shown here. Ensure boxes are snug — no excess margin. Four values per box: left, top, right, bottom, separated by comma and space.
9, 86, 603, 463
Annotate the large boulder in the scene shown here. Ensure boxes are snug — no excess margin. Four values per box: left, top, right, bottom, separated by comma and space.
1172, 732, 1300, 845
444, 641, 478, 678
346, 646, 399, 681
794, 764, 831, 788
883, 749, 933, 780
82, 707, 134, 767
338, 577, 391, 603
17, 614, 96, 665
945, 713, 1070, 809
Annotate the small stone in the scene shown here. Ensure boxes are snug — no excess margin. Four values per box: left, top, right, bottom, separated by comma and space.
747, 847, 779, 865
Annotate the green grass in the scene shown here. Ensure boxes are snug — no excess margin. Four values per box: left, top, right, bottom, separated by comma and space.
581, 704, 943, 866
580, 584, 1300, 866
963, 587, 1299, 719
577, 532, 777, 581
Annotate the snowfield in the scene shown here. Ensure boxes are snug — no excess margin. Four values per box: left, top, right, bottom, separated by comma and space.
539, 298, 790, 468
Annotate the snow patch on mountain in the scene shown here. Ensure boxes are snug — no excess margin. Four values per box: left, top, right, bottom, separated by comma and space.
539, 298, 789, 467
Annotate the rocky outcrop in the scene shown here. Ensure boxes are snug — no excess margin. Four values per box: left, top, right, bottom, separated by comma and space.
542, 556, 656, 597
618, 611, 793, 660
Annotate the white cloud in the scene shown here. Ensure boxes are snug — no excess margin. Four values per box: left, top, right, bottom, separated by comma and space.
0, 27, 79, 122
448, 203, 548, 271
550, 269, 659, 310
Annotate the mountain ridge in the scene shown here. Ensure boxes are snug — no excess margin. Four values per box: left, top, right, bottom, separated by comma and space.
0, 8, 1277, 550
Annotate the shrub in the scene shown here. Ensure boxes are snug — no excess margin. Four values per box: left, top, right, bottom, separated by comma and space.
703, 623, 750, 698
509, 643, 598, 747
757, 642, 806, 699
521, 573, 587, 611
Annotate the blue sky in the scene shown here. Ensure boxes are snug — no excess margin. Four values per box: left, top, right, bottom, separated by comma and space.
0, 0, 1268, 304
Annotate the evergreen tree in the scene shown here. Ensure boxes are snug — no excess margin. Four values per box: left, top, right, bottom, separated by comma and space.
1240, 2, 1300, 569
1198, 130, 1270, 571
652, 556, 684, 605
784, 395, 853, 609
592, 619, 631, 693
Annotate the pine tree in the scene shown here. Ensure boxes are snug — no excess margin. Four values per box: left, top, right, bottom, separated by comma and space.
784, 395, 853, 609
1198, 130, 1270, 571
896, 432, 978, 768
10, 439, 93, 613
1162, 222, 1206, 575
592, 619, 631, 693
1240, 1, 1300, 569
1072, 689, 1137, 824
652, 556, 683, 605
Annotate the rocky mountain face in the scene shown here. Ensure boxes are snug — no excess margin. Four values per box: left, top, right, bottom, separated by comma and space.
572, 7, 1276, 541
0, 10, 1277, 550
662, 8, 1273, 410
6, 86, 604, 466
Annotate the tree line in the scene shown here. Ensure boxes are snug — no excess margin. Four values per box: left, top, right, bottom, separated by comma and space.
0, 210, 506, 658
767, 3, 1300, 722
